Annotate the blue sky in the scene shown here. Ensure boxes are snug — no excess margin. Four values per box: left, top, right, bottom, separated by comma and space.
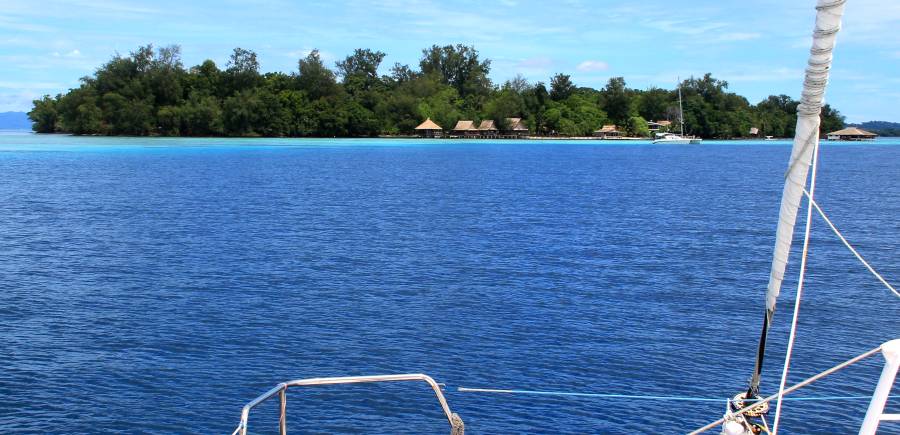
1, 0, 898, 122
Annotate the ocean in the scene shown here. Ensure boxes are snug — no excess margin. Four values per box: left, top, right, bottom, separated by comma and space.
1, 134, 897, 434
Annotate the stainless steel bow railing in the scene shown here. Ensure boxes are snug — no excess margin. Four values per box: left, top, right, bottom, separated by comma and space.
232, 373, 464, 435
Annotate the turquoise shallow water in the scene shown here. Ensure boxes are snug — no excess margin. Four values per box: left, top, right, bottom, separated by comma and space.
0, 133, 898, 433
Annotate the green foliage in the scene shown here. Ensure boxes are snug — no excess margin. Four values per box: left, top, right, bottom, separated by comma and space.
37, 43, 847, 139
28, 95, 60, 133
849, 120, 899, 136
754, 95, 844, 138
627, 116, 650, 137
819, 104, 845, 136
101, 92, 153, 135
602, 77, 637, 126
549, 73, 575, 101
57, 86, 102, 135
484, 88, 525, 127
636, 87, 671, 122
337, 49, 386, 88
298, 49, 338, 101
419, 44, 492, 100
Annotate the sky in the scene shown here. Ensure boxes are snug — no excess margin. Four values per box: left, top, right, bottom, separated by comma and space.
1, 0, 899, 122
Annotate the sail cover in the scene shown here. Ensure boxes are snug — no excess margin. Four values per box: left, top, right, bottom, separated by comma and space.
766, 0, 846, 311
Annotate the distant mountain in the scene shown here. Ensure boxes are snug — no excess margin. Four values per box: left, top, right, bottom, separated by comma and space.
0, 111, 31, 130
848, 121, 900, 137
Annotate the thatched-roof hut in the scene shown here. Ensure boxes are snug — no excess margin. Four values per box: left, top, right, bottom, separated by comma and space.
593, 125, 620, 139
647, 120, 671, 133
503, 118, 529, 137
478, 120, 499, 137
452, 120, 479, 137
415, 118, 444, 138
827, 127, 877, 141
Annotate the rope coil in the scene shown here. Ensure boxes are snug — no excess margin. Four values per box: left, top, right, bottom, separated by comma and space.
816, 0, 847, 10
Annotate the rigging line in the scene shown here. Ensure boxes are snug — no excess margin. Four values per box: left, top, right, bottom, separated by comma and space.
688, 345, 883, 434
802, 188, 900, 298
455, 387, 893, 403
772, 133, 822, 435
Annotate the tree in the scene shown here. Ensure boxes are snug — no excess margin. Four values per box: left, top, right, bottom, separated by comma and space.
388, 63, 417, 84
226, 47, 261, 93
820, 104, 845, 135
37, 43, 848, 140
223, 89, 263, 135
227, 47, 259, 75
188, 60, 222, 97
602, 77, 635, 125
298, 49, 338, 100
181, 93, 224, 136
549, 73, 575, 101
484, 88, 525, 128
562, 93, 607, 136
147, 45, 184, 107
419, 44, 492, 99
28, 95, 59, 133
101, 92, 153, 135
627, 116, 650, 137
336, 49, 386, 83
637, 87, 672, 122
132, 44, 154, 73
524, 82, 549, 135
57, 86, 103, 135
505, 74, 530, 93
157, 105, 182, 135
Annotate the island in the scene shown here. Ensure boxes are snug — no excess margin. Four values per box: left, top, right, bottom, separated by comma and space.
28, 44, 846, 139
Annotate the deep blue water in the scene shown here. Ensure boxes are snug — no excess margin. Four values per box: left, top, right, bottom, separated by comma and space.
1, 134, 898, 434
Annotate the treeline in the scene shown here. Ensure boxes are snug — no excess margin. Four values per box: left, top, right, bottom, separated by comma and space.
29, 44, 845, 138
849, 121, 900, 136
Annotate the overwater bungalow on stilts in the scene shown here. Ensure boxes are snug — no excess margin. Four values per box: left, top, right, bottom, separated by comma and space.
451, 120, 480, 138
415, 118, 444, 138
826, 127, 877, 141
478, 120, 499, 138
503, 118, 529, 138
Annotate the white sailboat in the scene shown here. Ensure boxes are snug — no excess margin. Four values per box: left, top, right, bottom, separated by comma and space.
653, 79, 702, 144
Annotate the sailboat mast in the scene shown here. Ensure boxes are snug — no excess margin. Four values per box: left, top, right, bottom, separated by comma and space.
678, 79, 685, 136
746, 0, 847, 398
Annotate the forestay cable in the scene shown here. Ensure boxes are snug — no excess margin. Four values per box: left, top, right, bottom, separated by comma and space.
803, 189, 900, 298
771, 133, 820, 435
455, 387, 892, 403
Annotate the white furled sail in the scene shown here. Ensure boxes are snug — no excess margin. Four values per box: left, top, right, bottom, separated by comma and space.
767, 0, 846, 311
748, 0, 847, 396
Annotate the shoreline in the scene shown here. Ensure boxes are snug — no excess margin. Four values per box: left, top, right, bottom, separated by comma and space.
11, 131, 794, 141
10, 131, 896, 141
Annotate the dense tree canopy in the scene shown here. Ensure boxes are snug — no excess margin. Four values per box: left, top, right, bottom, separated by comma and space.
30, 43, 845, 138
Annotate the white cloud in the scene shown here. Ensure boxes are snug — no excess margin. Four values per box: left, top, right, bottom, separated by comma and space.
0, 91, 40, 112
838, 0, 900, 44
726, 67, 803, 82
0, 16, 55, 32
286, 49, 314, 58
790, 37, 813, 49
51, 49, 82, 58
65, 0, 160, 15
0, 81, 66, 89
286, 48, 334, 62
645, 19, 728, 36
576, 60, 609, 72
516, 56, 553, 70
717, 32, 762, 42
